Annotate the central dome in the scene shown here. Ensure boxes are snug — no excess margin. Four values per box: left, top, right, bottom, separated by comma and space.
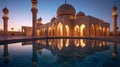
57, 4, 76, 17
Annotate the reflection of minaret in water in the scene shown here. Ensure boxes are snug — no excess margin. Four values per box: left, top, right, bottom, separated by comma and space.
32, 41, 38, 67
3, 44, 9, 64
112, 42, 118, 59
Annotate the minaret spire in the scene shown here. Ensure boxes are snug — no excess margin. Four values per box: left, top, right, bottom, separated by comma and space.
65, 0, 67, 4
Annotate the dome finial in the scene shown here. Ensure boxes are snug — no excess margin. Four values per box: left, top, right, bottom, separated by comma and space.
65, 0, 67, 4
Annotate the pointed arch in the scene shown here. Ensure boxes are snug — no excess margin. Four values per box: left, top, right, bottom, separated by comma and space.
74, 25, 79, 36
80, 24, 86, 36
99, 26, 102, 36
103, 27, 105, 36
95, 25, 99, 36
65, 25, 69, 36
57, 23, 63, 36
48, 27, 52, 36
107, 27, 110, 36
51, 24, 56, 36
90, 24, 95, 36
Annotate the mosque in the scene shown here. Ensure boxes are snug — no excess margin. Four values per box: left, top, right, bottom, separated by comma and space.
1, 0, 119, 36
34, 1, 110, 37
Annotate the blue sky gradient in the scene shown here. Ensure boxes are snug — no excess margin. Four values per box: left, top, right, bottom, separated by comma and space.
0, 0, 120, 31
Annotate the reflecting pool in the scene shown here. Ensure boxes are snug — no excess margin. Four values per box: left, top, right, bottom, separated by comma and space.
0, 39, 120, 67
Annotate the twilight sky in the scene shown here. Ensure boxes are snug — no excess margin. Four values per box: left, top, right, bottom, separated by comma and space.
0, 0, 120, 31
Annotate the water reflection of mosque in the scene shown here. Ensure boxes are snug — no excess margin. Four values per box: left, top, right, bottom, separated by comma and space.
2, 39, 118, 67
30, 39, 116, 67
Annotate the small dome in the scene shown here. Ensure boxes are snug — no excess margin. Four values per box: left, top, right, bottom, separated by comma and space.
38, 17, 42, 21
51, 17, 56, 22
37, 17, 42, 24
31, 0, 38, 2
77, 11, 85, 16
57, 4, 76, 17
113, 5, 117, 10
3, 7, 9, 14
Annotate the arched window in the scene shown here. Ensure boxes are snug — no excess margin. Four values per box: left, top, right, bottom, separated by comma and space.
51, 24, 56, 36
65, 25, 69, 36
90, 24, 95, 36
74, 25, 79, 36
107, 27, 110, 36
48, 27, 52, 36
103, 27, 105, 36
57, 23, 63, 36
80, 24, 86, 36
95, 25, 99, 36
99, 27, 102, 36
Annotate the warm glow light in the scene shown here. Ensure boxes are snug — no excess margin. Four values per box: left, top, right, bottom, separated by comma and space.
74, 25, 79, 36
57, 23, 63, 36
80, 24, 86, 36
48, 39, 52, 46
107, 27, 110, 36
51, 24, 56, 36
99, 41, 102, 47
37, 29, 40, 36
91, 24, 95, 36
80, 39, 86, 48
65, 39, 69, 47
74, 39, 79, 47
48, 27, 52, 36
65, 25, 69, 36
57, 39, 63, 50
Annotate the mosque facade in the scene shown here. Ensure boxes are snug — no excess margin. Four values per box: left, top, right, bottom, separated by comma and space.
36, 3, 110, 37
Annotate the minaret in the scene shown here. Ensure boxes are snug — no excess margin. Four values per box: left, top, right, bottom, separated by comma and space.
31, 0, 38, 36
112, 5, 118, 36
2, 7, 9, 36
32, 41, 38, 67
3, 44, 9, 64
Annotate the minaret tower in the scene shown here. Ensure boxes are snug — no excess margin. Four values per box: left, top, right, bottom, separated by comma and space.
112, 5, 118, 36
112, 42, 117, 59
31, 0, 38, 36
2, 7, 9, 36
3, 44, 9, 64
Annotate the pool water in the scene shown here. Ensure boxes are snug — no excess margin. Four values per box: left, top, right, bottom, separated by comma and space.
0, 39, 120, 67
